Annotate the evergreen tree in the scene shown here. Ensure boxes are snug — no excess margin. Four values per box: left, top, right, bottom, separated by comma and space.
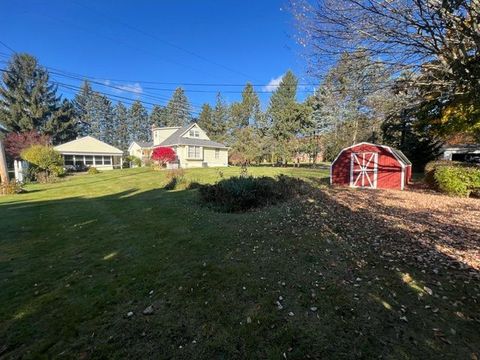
43, 99, 78, 144
73, 81, 96, 136
150, 105, 168, 127
230, 83, 262, 128
0, 53, 59, 132
211, 93, 229, 142
165, 87, 191, 126
96, 95, 115, 144
266, 71, 311, 163
197, 103, 215, 134
129, 100, 150, 142
114, 102, 130, 151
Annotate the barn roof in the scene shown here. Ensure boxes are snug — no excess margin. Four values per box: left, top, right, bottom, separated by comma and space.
332, 142, 412, 166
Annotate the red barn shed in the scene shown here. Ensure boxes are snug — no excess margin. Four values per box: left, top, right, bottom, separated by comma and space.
330, 142, 412, 190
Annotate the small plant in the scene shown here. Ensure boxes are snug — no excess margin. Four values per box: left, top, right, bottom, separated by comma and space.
199, 175, 306, 212
1, 181, 23, 195
87, 167, 100, 175
125, 155, 142, 168
240, 164, 248, 178
164, 169, 187, 190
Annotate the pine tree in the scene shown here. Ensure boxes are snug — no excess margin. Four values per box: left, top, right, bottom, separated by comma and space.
230, 83, 262, 129
0, 53, 59, 132
211, 93, 229, 142
266, 71, 311, 163
73, 81, 96, 136
165, 87, 191, 126
129, 100, 150, 142
43, 99, 78, 144
114, 102, 130, 151
197, 103, 214, 132
96, 95, 115, 144
150, 105, 168, 127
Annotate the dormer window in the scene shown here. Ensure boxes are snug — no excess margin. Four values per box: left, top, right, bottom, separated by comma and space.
189, 129, 200, 138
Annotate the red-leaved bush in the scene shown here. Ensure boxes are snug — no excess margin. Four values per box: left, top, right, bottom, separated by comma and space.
151, 147, 176, 166
4, 131, 51, 159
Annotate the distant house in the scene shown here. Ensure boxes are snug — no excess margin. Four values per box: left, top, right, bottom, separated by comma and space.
129, 123, 228, 168
128, 141, 153, 164
54, 136, 124, 170
441, 144, 480, 162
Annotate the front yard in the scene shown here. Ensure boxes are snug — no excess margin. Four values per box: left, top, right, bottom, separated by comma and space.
0, 167, 478, 359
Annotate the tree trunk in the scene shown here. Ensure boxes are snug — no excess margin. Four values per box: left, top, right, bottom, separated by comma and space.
0, 139, 9, 185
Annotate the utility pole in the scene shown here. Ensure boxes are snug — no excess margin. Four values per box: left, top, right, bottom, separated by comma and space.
0, 138, 9, 185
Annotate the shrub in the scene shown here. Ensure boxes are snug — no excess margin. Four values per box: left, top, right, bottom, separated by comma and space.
424, 160, 454, 188
21, 145, 63, 183
1, 181, 23, 195
199, 175, 306, 212
164, 169, 187, 190
125, 155, 142, 168
87, 167, 100, 175
228, 151, 247, 166
432, 164, 480, 197
152, 147, 176, 168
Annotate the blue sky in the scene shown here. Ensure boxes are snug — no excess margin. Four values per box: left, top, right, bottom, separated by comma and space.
0, 0, 314, 115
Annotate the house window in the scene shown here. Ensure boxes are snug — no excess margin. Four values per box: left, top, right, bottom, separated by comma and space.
103, 156, 112, 165
94, 156, 103, 165
188, 146, 202, 159
75, 156, 85, 166
189, 129, 200, 138
215, 149, 220, 159
64, 155, 74, 165
85, 155, 93, 165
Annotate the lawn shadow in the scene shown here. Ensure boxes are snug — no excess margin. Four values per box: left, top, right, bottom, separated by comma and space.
0, 176, 479, 359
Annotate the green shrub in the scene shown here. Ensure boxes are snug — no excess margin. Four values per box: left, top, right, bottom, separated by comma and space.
424, 160, 447, 188
125, 156, 142, 168
433, 165, 480, 197
87, 167, 100, 175
199, 175, 306, 212
21, 145, 63, 183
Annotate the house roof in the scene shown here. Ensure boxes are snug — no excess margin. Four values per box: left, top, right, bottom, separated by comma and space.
54, 136, 123, 155
158, 124, 227, 148
134, 140, 153, 148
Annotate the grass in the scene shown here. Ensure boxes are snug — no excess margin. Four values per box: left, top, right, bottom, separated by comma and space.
0, 167, 478, 359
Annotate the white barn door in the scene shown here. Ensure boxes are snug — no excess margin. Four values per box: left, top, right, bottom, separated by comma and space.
350, 152, 378, 189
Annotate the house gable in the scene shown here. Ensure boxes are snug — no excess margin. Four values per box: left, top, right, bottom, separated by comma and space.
179, 123, 210, 140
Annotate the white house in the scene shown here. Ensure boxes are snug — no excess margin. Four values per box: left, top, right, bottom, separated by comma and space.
54, 136, 124, 170
129, 123, 228, 168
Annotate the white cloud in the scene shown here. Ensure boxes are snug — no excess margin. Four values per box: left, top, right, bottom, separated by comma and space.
102, 80, 143, 95
263, 74, 284, 92
116, 82, 143, 95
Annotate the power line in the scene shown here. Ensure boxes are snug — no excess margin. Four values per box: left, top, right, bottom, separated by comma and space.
72, 1, 259, 82
0, 51, 318, 89
0, 68, 201, 116
0, 40, 16, 54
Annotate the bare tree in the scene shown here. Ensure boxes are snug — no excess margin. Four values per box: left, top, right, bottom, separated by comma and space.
292, 0, 479, 96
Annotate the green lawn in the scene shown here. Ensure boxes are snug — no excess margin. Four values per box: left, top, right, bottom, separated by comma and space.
0, 167, 478, 359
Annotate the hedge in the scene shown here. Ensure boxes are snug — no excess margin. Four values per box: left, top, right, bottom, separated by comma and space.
425, 160, 480, 197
